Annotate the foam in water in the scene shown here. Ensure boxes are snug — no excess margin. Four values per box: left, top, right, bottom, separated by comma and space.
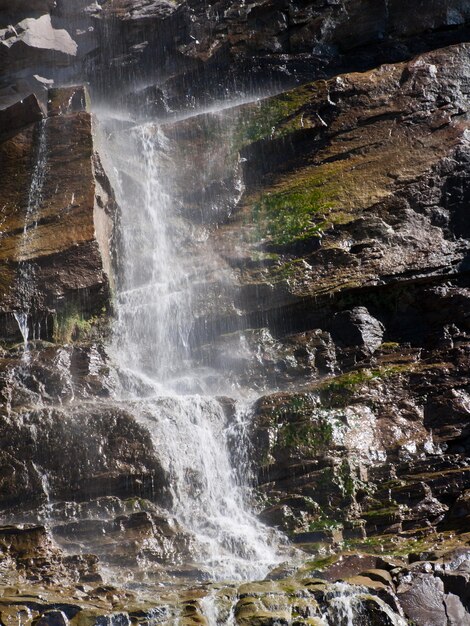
96, 112, 283, 581
321, 583, 408, 626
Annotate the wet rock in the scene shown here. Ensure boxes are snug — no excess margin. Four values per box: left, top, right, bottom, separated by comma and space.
0, 405, 170, 510
0, 1, 56, 18
142, 0, 470, 112
330, 307, 385, 355
197, 327, 335, 390
0, 344, 115, 415
445, 490, 470, 530
0, 84, 114, 342
33, 610, 70, 626
398, 572, 470, 626
0, 524, 100, 586
2, 1, 470, 620
345, 575, 388, 591
436, 570, 470, 611
47, 85, 86, 116
0, 14, 77, 75
90, 0, 180, 21
51, 510, 194, 575
321, 555, 402, 583
0, 94, 44, 140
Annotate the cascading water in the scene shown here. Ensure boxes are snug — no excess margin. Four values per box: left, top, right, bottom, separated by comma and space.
14, 117, 48, 349
96, 113, 284, 582
112, 125, 192, 382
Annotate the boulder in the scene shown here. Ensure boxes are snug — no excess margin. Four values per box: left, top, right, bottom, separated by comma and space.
330, 307, 385, 354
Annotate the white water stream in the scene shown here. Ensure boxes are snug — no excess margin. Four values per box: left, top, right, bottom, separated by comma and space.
96, 113, 282, 582
14, 117, 49, 349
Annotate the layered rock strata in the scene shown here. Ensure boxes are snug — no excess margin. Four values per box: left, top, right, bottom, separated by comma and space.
1, 1, 470, 625
0, 85, 113, 343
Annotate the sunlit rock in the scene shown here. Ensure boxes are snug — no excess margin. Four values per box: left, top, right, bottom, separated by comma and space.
0, 84, 113, 343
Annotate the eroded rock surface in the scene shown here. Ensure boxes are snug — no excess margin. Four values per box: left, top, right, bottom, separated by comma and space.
2, 1, 470, 624
0, 84, 113, 343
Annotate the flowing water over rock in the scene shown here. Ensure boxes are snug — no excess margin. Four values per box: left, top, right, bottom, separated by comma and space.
95, 110, 284, 583
3, 4, 470, 624
14, 117, 49, 347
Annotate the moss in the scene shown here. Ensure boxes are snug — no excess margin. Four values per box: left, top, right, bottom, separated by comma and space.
362, 506, 400, 518
301, 555, 339, 572
318, 364, 422, 407
123, 497, 152, 512
234, 85, 315, 148
267, 394, 315, 422
308, 518, 343, 532
379, 342, 400, 350
268, 394, 343, 451
54, 305, 109, 344
268, 257, 307, 282
251, 181, 332, 246
278, 417, 334, 450
339, 459, 356, 498
325, 369, 380, 391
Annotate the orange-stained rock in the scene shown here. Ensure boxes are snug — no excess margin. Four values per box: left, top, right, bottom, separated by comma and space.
0, 85, 113, 341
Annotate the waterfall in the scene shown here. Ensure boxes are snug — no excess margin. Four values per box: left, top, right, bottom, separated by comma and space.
14, 117, 48, 348
112, 124, 192, 382
95, 111, 283, 582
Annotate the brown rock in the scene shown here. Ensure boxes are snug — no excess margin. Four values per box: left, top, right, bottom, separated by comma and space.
0, 85, 113, 341
0, 405, 170, 510
345, 575, 388, 591
0, 94, 44, 140
0, 14, 77, 75
360, 569, 394, 586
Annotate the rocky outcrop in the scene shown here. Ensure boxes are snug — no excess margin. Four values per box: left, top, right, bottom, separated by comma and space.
2, 0, 470, 624
225, 43, 470, 303
1, 532, 469, 625
113, 42, 470, 590
149, 42, 470, 366
0, 524, 100, 586
173, 44, 470, 557
0, 84, 113, 343
4, 0, 470, 118
78, 0, 470, 114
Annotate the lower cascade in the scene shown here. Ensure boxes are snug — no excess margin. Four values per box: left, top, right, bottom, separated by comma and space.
2, 2, 470, 625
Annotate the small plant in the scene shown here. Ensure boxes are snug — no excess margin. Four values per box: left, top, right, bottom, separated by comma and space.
54, 306, 109, 343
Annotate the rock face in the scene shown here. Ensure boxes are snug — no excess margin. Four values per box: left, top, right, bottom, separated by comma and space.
0, 84, 113, 342
1, 0, 470, 625
193, 44, 470, 562
3, 0, 470, 114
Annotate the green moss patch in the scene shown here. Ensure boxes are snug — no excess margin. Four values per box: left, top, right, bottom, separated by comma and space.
264, 394, 345, 453
251, 183, 331, 245
316, 364, 422, 407
277, 417, 334, 450
54, 305, 110, 344
234, 84, 316, 147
